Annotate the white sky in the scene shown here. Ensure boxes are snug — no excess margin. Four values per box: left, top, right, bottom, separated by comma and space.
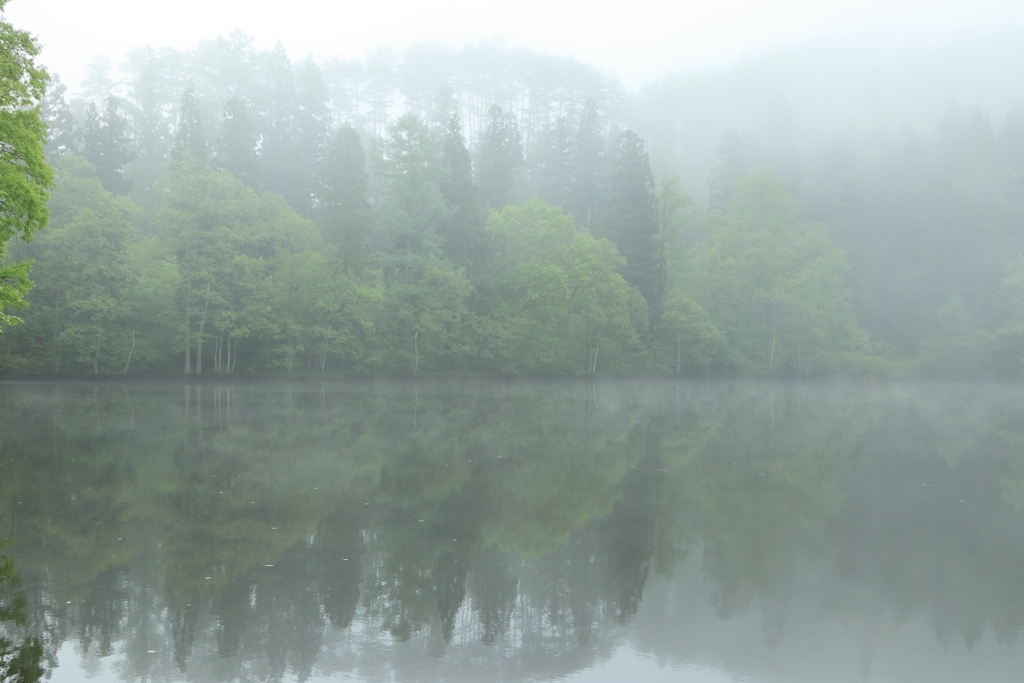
7, 0, 1024, 90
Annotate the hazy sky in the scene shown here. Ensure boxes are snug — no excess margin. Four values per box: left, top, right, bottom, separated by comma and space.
8, 0, 1024, 89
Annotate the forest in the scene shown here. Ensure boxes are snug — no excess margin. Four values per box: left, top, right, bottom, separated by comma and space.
3, 31, 1024, 377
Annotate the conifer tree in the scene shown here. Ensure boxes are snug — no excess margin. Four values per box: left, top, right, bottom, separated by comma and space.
569, 99, 606, 224
80, 96, 136, 195
708, 130, 746, 210
320, 125, 370, 271
217, 96, 261, 187
476, 105, 522, 210
533, 117, 573, 210
439, 112, 486, 269
173, 83, 205, 160
603, 130, 665, 319
261, 44, 299, 209
41, 75, 77, 160
294, 58, 332, 216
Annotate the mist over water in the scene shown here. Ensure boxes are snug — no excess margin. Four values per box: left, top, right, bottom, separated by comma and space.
2, 380, 1023, 681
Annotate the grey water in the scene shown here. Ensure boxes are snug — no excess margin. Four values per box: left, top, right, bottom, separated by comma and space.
1, 380, 1023, 682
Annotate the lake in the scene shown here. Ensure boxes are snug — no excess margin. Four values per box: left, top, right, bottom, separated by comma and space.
1, 379, 1023, 682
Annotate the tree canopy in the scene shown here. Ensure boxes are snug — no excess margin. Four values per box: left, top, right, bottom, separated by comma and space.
0, 0, 53, 331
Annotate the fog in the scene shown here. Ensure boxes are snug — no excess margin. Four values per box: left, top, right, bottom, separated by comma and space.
4, 0, 1024, 377
14, 0, 1024, 87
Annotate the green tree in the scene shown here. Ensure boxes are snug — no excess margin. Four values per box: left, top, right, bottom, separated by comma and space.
438, 112, 486, 271
157, 154, 320, 374
293, 58, 332, 217
602, 130, 666, 320
569, 99, 606, 225
172, 83, 205, 160
0, 0, 53, 332
707, 130, 746, 211
531, 116, 573, 210
486, 200, 646, 374
260, 45, 300, 211
22, 156, 139, 374
692, 171, 868, 374
375, 113, 448, 256
476, 105, 522, 210
216, 96, 261, 187
80, 97, 136, 196
40, 75, 76, 160
319, 125, 369, 272
374, 255, 475, 374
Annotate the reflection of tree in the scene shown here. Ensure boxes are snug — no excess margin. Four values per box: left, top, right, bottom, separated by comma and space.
0, 547, 44, 683
469, 547, 518, 644
4, 380, 1024, 681
657, 385, 862, 598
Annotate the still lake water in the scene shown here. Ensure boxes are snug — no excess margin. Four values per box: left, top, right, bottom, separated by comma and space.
1, 379, 1023, 682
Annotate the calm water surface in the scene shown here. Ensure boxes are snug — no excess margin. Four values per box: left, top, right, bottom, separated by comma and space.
1, 380, 1023, 682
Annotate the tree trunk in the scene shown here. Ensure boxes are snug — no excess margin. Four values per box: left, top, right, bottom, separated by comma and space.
413, 330, 419, 376
52, 294, 63, 374
768, 308, 778, 375
93, 328, 102, 375
123, 330, 135, 374
196, 298, 209, 375
183, 305, 192, 374
676, 333, 682, 375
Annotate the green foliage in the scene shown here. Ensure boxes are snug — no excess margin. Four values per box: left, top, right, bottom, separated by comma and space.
80, 97, 135, 196
476, 105, 523, 210
0, 1, 52, 332
217, 96, 261, 188
0, 543, 44, 683
172, 83, 205, 160
12, 156, 139, 374
486, 200, 646, 374
602, 130, 665, 318
690, 170, 869, 375
375, 113, 449, 256
318, 125, 370, 272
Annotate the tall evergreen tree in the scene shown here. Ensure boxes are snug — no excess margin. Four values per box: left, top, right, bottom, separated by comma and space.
533, 117, 573, 210
375, 113, 447, 257
173, 83, 205, 160
569, 99, 607, 225
320, 125, 369, 271
708, 130, 747, 210
217, 96, 261, 187
438, 112, 486, 269
40, 75, 77, 160
476, 105, 523, 210
260, 44, 299, 209
80, 96, 136, 196
293, 58, 333, 217
121, 45, 177, 197
603, 130, 665, 319
81, 54, 115, 102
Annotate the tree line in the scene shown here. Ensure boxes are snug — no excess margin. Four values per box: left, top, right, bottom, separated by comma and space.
1, 36, 873, 376
4, 29, 1024, 376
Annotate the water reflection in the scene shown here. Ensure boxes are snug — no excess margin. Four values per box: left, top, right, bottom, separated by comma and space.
0, 543, 44, 682
0, 380, 1023, 681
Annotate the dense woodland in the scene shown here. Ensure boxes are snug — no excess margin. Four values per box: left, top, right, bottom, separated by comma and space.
3, 35, 1024, 376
